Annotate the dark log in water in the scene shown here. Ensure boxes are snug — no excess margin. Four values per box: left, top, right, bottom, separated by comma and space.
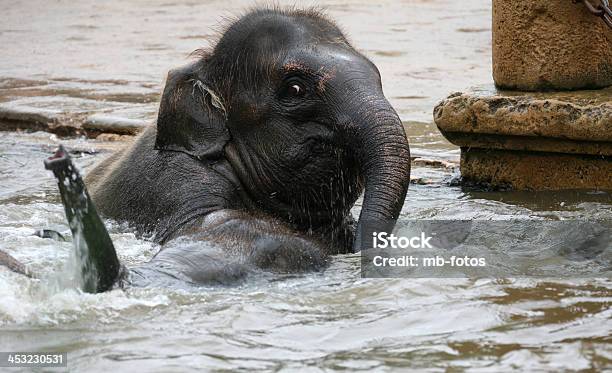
44, 145, 122, 293
0, 250, 31, 277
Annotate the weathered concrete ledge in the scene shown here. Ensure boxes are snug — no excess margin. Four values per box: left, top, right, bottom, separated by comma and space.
434, 86, 612, 190
0, 104, 67, 133
0, 103, 149, 138
82, 114, 149, 136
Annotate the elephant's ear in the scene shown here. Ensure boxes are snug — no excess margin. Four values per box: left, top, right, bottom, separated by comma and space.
154, 61, 229, 159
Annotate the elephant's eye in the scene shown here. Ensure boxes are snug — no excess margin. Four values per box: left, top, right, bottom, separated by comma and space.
287, 84, 303, 97
279, 79, 308, 102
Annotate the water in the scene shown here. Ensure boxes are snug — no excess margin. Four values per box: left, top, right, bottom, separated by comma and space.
1, 1, 611, 371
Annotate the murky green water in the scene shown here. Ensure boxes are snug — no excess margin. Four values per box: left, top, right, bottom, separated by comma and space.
1, 0, 611, 371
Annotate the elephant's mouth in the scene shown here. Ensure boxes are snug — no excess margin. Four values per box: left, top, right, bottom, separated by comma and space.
299, 132, 337, 147
300, 136, 330, 150
285, 134, 340, 171
225, 127, 361, 231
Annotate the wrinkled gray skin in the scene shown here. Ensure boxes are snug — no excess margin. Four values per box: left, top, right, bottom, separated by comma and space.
86, 8, 411, 286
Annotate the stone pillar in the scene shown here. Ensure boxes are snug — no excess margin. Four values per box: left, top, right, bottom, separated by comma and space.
493, 0, 612, 91
434, 1, 612, 191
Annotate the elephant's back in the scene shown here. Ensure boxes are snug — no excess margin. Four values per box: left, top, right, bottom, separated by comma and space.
86, 126, 159, 227
85, 125, 240, 242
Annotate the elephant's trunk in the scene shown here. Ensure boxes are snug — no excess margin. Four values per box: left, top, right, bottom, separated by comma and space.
347, 98, 411, 252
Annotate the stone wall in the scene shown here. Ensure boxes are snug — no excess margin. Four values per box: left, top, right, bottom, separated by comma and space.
493, 0, 612, 91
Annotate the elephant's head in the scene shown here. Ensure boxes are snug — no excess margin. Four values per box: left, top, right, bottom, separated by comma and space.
155, 8, 411, 252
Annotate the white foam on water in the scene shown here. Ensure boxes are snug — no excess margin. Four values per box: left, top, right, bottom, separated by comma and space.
0, 270, 170, 326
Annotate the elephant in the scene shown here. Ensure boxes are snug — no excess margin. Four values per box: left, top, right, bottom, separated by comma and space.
1, 7, 411, 289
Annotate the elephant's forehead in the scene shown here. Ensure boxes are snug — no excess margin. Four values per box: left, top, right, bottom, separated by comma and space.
240, 22, 306, 50
283, 46, 376, 76
219, 13, 345, 55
